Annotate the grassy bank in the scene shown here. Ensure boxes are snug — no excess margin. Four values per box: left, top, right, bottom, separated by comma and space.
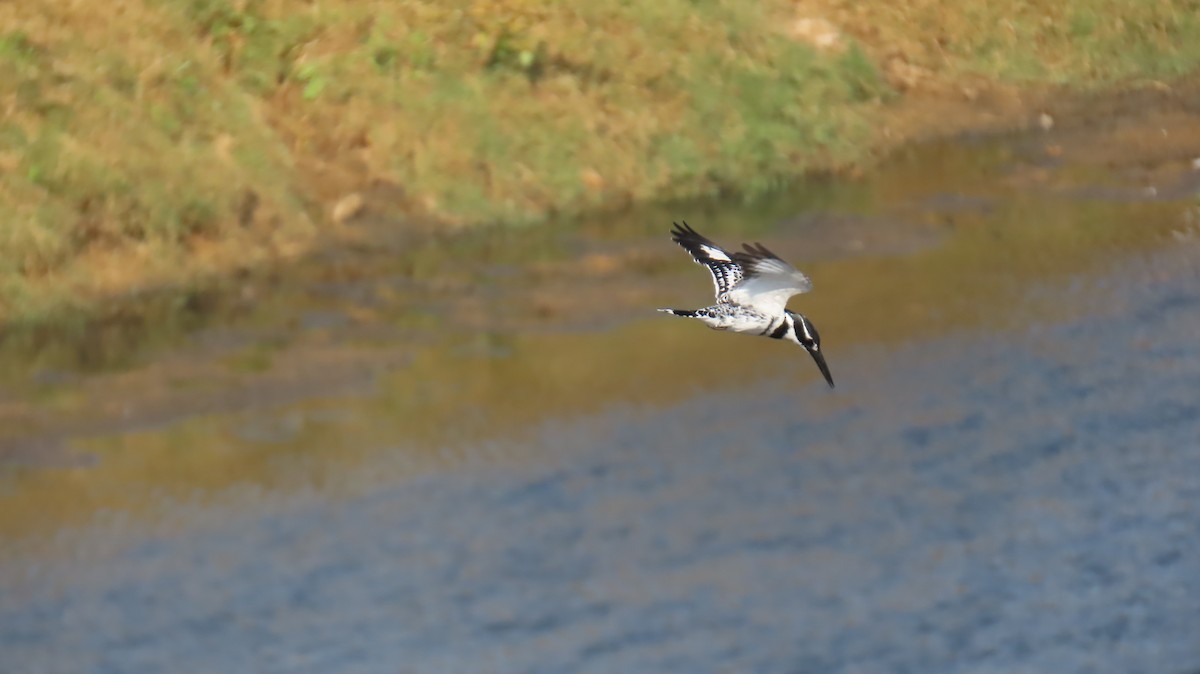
2, 0, 1199, 322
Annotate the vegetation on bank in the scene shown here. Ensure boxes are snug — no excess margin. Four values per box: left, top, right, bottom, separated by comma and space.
1, 0, 1199, 321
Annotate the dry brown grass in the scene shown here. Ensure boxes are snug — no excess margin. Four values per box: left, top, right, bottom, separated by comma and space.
1, 0, 314, 317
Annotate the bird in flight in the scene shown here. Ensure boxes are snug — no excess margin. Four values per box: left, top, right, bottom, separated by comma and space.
658, 221, 834, 388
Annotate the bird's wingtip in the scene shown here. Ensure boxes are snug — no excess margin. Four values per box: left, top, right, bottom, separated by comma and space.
671, 220, 695, 236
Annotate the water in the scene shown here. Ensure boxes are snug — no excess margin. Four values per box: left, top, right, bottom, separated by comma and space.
2, 125, 1200, 674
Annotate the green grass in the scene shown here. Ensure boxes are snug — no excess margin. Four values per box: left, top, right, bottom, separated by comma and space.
2, 0, 1200, 324
850, 0, 1200, 83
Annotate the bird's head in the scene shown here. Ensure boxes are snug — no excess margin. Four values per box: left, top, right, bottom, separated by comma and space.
786, 311, 834, 388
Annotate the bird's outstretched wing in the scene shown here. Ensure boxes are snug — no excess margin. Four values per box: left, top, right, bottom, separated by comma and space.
670, 222, 814, 314
725, 241, 813, 316
670, 221, 744, 299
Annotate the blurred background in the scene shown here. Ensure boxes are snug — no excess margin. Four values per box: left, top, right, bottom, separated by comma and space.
2, 2, 1200, 673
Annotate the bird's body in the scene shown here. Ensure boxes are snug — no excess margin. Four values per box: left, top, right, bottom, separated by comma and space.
658, 222, 835, 388
662, 303, 777, 335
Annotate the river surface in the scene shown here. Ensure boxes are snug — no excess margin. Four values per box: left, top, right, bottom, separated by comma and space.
2, 118, 1200, 674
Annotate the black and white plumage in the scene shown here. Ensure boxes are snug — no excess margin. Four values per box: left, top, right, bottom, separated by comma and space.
658, 221, 834, 388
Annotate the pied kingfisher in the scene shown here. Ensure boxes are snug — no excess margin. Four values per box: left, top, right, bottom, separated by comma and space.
658, 221, 834, 388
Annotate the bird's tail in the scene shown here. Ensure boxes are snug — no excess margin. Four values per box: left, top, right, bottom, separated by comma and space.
657, 308, 698, 317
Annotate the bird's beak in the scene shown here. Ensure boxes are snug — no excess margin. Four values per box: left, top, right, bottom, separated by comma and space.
807, 346, 835, 389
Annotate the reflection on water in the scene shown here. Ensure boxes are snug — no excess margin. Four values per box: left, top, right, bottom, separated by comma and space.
2, 126, 1200, 673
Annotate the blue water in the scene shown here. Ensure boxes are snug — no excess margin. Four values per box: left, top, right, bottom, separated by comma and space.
3, 241, 1199, 674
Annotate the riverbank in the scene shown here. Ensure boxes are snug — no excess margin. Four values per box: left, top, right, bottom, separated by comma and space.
2, 85, 1200, 533
2, 0, 1199, 323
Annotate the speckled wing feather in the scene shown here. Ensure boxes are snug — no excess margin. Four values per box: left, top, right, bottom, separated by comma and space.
670, 221, 744, 300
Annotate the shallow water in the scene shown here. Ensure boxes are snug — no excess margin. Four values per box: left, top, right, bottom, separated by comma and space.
2, 126, 1200, 673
